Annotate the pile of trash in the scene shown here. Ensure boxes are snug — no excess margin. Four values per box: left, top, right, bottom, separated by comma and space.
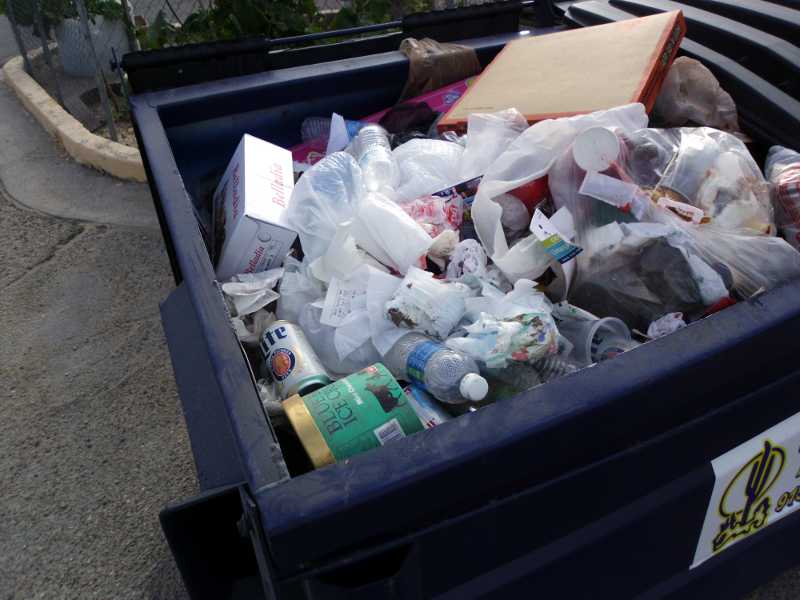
212, 54, 800, 470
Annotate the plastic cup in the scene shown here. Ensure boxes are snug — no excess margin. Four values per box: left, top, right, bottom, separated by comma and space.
573, 127, 621, 172
557, 316, 637, 365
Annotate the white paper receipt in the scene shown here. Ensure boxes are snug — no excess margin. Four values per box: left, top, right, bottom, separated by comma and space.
692, 410, 800, 568
321, 277, 368, 327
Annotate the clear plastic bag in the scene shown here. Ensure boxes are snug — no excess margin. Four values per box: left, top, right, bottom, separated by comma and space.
765, 145, 800, 250
458, 108, 529, 181
654, 128, 774, 235
568, 221, 726, 331
287, 152, 363, 262
472, 103, 649, 282
299, 302, 382, 376
392, 139, 465, 203
276, 257, 324, 324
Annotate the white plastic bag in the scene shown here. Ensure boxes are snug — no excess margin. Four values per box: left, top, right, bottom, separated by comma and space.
472, 103, 649, 282
458, 108, 529, 181
287, 152, 364, 262
349, 192, 433, 273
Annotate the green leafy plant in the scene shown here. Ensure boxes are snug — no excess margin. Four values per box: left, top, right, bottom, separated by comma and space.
2, 0, 124, 29
135, 0, 434, 51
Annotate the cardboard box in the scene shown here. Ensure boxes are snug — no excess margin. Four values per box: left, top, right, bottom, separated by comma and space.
212, 134, 297, 281
438, 11, 686, 133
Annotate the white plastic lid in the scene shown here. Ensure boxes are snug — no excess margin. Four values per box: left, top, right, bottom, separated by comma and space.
460, 373, 489, 401
572, 127, 621, 172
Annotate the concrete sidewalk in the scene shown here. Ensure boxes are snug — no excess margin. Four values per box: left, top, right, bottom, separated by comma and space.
0, 42, 194, 599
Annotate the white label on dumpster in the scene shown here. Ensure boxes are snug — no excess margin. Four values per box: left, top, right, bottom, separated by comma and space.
692, 411, 800, 569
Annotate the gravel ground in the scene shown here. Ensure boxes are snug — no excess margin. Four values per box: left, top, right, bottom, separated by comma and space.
0, 185, 195, 599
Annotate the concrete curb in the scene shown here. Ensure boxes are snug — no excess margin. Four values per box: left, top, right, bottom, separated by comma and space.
2, 53, 146, 182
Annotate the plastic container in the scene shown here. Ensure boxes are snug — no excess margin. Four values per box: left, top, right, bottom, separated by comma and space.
127, 8, 800, 599
557, 316, 638, 366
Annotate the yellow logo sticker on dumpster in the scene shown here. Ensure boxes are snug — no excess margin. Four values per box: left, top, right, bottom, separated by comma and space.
692, 412, 800, 568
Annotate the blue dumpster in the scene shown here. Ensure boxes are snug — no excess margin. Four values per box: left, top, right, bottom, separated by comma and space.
125, 1, 800, 597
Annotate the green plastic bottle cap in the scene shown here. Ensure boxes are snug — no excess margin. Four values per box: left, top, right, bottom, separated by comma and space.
460, 373, 489, 401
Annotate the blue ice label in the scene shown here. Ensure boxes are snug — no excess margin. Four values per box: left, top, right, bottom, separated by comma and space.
406, 341, 441, 389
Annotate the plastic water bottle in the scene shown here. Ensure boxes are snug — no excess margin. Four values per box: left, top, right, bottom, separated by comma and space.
300, 116, 367, 142
353, 124, 399, 192
384, 333, 488, 404
533, 355, 582, 383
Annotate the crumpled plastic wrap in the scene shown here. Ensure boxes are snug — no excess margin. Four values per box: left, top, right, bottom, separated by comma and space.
446, 312, 558, 369
385, 267, 470, 339
402, 192, 463, 238
654, 57, 742, 136
398, 37, 481, 101
231, 309, 276, 349
446, 239, 487, 281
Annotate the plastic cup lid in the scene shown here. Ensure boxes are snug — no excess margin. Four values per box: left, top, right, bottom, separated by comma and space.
573, 127, 621, 172
460, 373, 489, 401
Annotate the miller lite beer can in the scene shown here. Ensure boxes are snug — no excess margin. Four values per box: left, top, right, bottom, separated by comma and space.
259, 321, 331, 399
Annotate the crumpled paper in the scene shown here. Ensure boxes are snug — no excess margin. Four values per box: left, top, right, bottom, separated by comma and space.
647, 312, 687, 338
385, 267, 469, 339
221, 268, 283, 316
448, 279, 559, 368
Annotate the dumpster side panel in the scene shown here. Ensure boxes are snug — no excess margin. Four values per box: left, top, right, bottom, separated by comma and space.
160, 284, 244, 489
274, 367, 800, 598
131, 97, 289, 493
260, 282, 800, 573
